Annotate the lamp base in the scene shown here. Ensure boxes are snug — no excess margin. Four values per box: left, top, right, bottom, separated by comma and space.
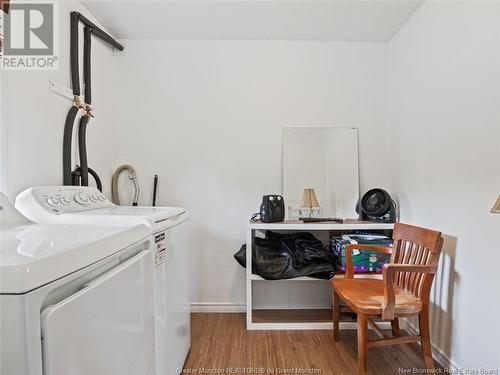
289, 206, 322, 220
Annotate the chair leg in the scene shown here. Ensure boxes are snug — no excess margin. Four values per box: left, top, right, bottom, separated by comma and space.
332, 290, 340, 342
419, 309, 435, 370
391, 318, 400, 337
357, 313, 368, 375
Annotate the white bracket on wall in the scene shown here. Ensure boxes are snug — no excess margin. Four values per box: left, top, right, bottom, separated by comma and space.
49, 80, 90, 108
48, 80, 76, 102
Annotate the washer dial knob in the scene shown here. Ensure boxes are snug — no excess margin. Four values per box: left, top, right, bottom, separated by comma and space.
60, 197, 72, 206
74, 193, 90, 205
46, 197, 60, 207
89, 194, 100, 203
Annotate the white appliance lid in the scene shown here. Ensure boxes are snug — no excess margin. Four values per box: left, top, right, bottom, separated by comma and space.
57, 206, 188, 230
0, 223, 150, 294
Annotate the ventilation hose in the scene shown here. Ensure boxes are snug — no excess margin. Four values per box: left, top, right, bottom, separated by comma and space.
111, 165, 140, 206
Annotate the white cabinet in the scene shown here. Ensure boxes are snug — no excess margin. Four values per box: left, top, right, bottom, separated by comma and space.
246, 220, 394, 330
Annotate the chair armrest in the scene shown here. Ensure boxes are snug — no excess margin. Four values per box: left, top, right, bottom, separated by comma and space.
381, 264, 437, 320
344, 244, 392, 279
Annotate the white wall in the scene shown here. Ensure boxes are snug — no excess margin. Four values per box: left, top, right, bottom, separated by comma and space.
1, 1, 120, 200
388, 1, 500, 369
111, 40, 389, 308
0, 68, 6, 194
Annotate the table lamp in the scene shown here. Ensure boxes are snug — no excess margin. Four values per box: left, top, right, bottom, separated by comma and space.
301, 188, 321, 218
491, 194, 500, 214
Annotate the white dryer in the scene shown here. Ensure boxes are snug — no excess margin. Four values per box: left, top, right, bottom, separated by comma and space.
0, 193, 155, 375
16, 186, 191, 375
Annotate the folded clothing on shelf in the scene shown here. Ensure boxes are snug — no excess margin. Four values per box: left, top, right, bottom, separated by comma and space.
330, 233, 393, 274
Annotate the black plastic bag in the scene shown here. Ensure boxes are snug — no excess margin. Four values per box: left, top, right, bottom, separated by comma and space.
234, 231, 339, 280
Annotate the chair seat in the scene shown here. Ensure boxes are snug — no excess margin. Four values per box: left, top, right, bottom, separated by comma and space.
331, 278, 422, 316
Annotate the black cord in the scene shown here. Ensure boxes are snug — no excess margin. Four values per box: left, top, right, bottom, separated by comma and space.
250, 213, 261, 222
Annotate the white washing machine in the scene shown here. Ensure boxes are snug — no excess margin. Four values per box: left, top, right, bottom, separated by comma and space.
0, 193, 155, 375
16, 186, 191, 375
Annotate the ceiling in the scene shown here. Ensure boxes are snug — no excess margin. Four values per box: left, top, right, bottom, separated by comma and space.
82, 0, 424, 42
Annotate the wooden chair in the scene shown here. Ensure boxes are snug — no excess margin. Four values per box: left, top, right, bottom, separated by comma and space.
331, 223, 444, 375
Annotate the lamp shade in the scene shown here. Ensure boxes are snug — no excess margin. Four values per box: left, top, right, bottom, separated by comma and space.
1, 0, 9, 14
301, 188, 320, 208
491, 194, 500, 214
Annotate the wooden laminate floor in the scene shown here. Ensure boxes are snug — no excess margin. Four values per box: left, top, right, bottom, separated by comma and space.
183, 313, 441, 375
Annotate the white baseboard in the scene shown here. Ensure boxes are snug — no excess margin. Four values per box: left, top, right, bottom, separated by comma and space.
190, 303, 246, 313
402, 320, 459, 371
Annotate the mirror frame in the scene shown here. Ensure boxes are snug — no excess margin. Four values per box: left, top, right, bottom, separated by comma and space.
281, 126, 360, 220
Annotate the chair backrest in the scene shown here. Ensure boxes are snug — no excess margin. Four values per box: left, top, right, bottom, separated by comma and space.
391, 223, 444, 303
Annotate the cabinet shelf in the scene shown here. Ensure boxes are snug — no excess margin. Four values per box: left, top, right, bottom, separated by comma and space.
250, 274, 328, 281
249, 273, 383, 281
248, 220, 394, 231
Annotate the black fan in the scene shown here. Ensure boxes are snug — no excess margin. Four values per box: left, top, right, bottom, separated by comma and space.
356, 188, 396, 223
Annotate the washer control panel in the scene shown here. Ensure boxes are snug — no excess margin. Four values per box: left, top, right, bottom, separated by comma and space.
16, 186, 113, 218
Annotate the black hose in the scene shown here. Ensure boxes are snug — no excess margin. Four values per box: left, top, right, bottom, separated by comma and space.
78, 26, 92, 186
70, 12, 80, 96
72, 26, 93, 187
72, 166, 102, 192
63, 106, 79, 185
64, 12, 80, 185
72, 167, 81, 186
88, 168, 102, 192
78, 115, 90, 186
83, 27, 92, 104
65, 12, 121, 188
76, 12, 124, 51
